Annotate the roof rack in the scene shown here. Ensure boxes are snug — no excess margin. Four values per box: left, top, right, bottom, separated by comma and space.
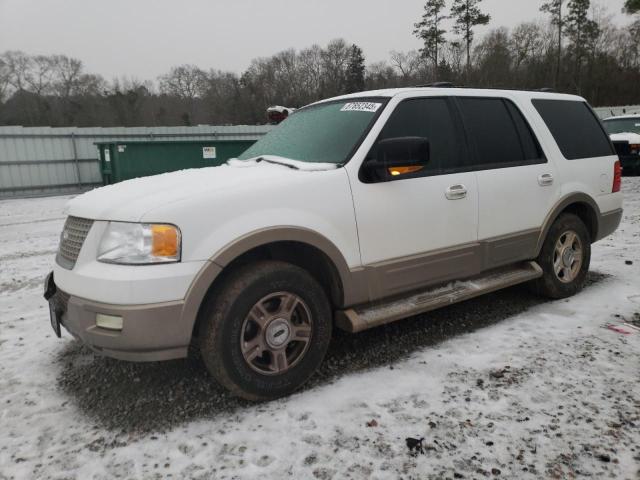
416, 82, 456, 88
414, 83, 557, 93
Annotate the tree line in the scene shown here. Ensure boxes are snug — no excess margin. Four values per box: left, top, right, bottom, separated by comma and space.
0, 0, 638, 127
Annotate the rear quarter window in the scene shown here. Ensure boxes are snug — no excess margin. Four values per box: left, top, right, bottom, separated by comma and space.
532, 99, 614, 160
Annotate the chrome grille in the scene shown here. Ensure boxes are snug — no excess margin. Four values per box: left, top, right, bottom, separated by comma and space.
56, 216, 94, 270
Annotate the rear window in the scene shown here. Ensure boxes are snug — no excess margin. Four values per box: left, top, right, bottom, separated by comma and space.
532, 99, 614, 160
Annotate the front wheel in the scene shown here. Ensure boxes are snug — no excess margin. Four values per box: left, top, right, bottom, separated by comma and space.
531, 213, 591, 299
199, 261, 332, 401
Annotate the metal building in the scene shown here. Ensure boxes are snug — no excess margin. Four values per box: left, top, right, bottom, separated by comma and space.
0, 125, 273, 199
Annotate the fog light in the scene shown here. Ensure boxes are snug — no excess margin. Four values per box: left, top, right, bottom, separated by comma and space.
96, 313, 123, 331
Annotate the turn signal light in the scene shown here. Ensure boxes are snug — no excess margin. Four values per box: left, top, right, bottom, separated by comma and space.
388, 166, 424, 176
613, 161, 622, 193
151, 225, 179, 257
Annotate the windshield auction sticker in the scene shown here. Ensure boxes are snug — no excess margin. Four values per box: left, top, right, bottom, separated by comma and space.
341, 102, 382, 113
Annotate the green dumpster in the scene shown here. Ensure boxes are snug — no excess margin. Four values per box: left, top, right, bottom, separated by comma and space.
96, 139, 256, 185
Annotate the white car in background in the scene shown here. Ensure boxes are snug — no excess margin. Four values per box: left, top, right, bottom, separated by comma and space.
603, 114, 640, 175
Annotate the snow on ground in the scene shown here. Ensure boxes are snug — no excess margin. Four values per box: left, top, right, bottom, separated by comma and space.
1, 182, 639, 480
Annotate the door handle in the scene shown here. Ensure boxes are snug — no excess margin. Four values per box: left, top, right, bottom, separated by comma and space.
445, 184, 467, 200
538, 173, 554, 186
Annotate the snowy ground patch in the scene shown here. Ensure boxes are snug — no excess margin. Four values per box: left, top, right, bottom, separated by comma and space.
1, 182, 639, 479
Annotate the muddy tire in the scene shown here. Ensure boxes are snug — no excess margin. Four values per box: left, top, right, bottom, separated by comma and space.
199, 260, 332, 401
531, 213, 591, 299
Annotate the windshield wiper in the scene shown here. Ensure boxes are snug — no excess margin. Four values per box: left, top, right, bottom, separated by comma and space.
256, 157, 300, 170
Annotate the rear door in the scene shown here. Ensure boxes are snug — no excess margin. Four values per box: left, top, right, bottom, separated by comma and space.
455, 96, 558, 267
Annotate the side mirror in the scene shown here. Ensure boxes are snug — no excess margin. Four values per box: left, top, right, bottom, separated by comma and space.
364, 136, 430, 178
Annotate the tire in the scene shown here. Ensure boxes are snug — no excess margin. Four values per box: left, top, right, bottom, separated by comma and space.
199, 260, 332, 401
531, 213, 591, 299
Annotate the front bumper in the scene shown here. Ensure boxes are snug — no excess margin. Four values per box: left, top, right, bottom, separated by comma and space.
44, 273, 191, 362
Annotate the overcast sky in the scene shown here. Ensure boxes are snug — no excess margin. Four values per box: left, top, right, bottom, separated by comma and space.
0, 0, 632, 81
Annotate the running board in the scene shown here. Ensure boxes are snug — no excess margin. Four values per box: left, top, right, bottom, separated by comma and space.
336, 261, 543, 333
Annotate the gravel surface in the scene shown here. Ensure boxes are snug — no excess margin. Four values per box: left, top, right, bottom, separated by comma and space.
55, 273, 607, 434
1, 179, 639, 479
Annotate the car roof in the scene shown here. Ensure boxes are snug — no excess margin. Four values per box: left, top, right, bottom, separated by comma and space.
314, 87, 585, 105
603, 114, 640, 121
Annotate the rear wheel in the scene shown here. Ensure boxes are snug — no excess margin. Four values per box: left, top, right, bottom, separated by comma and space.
199, 260, 332, 401
531, 213, 591, 299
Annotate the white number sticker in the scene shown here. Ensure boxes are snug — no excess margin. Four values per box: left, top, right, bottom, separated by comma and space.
341, 102, 382, 113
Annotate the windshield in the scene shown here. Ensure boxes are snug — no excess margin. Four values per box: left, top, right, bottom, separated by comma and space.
239, 99, 387, 164
603, 118, 640, 135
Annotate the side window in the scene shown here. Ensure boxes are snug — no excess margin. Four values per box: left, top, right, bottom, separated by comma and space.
375, 98, 466, 174
458, 97, 544, 169
505, 101, 544, 161
532, 99, 615, 160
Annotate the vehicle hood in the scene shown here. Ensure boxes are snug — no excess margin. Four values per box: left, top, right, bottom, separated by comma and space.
66, 157, 339, 222
610, 132, 640, 144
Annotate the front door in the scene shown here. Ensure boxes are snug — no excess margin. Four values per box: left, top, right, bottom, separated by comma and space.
349, 97, 480, 300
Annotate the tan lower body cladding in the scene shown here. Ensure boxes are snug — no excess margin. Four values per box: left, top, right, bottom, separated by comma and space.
337, 261, 543, 333
352, 228, 540, 306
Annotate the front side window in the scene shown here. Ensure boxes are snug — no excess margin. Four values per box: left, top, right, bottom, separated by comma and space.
458, 97, 544, 168
603, 117, 640, 135
238, 99, 387, 164
532, 99, 614, 160
365, 97, 465, 178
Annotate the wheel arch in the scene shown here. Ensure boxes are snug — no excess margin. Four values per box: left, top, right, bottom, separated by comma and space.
535, 193, 600, 256
181, 227, 367, 343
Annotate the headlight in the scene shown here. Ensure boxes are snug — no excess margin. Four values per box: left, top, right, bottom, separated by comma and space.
98, 222, 181, 265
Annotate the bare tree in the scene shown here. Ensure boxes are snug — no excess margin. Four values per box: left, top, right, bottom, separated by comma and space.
298, 45, 323, 102
158, 64, 207, 100
442, 41, 466, 78
365, 61, 399, 90
24, 55, 54, 95
0, 55, 11, 102
50, 55, 84, 98
511, 22, 545, 73
474, 28, 512, 87
390, 50, 424, 82
3, 51, 31, 91
320, 39, 351, 97
540, 0, 565, 88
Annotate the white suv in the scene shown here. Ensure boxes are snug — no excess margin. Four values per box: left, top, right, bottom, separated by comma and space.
44, 87, 623, 400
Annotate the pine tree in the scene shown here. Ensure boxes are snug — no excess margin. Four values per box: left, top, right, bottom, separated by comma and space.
540, 0, 565, 88
450, 0, 491, 73
345, 45, 365, 94
564, 0, 599, 94
625, 0, 640, 14
413, 0, 448, 78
